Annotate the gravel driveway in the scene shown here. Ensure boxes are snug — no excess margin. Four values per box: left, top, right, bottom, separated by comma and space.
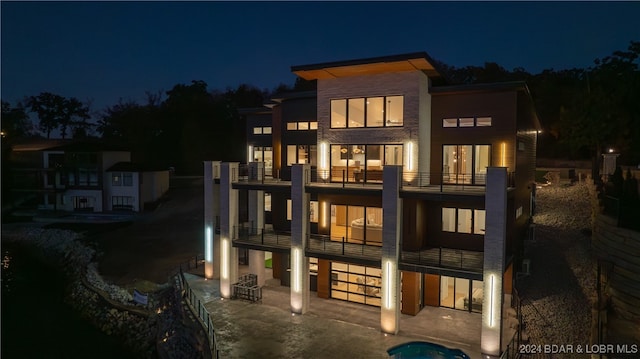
518, 182, 596, 358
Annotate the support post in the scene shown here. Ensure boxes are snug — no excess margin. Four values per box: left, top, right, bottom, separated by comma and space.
481, 167, 508, 357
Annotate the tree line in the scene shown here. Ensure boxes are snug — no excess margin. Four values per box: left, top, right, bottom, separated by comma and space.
2, 41, 638, 176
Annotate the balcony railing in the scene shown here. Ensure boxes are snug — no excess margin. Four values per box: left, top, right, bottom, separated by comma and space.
401, 247, 484, 273
307, 234, 382, 261
233, 226, 291, 248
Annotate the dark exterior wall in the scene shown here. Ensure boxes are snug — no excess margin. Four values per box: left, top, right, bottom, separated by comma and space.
422, 198, 486, 252
280, 96, 317, 181
245, 112, 273, 148
272, 105, 282, 178
430, 90, 518, 182
316, 72, 428, 167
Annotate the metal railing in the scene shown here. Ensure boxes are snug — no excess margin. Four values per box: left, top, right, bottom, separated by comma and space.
307, 234, 382, 260
231, 274, 262, 302
177, 267, 220, 359
233, 226, 292, 248
400, 247, 484, 272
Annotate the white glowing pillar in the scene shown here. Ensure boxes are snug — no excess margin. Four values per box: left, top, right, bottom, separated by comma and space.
481, 167, 507, 356
381, 166, 402, 334
220, 162, 239, 299
203, 161, 221, 279
290, 164, 310, 314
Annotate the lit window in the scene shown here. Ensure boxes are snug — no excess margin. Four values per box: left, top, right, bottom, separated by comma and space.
385, 96, 403, 126
331, 99, 347, 128
253, 127, 262, 134
287, 122, 297, 130
298, 122, 309, 130
443, 118, 458, 127
287, 199, 292, 220
459, 118, 474, 127
310, 122, 318, 130
442, 208, 456, 232
265, 193, 271, 212
476, 117, 492, 126
348, 98, 365, 128
457, 209, 472, 233
474, 210, 486, 234
367, 97, 384, 127
263, 127, 272, 134
112, 173, 121, 186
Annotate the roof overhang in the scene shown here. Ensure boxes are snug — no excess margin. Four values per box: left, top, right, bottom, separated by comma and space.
291, 52, 442, 80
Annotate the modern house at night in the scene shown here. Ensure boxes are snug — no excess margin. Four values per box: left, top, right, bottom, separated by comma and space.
8, 140, 169, 212
204, 52, 541, 357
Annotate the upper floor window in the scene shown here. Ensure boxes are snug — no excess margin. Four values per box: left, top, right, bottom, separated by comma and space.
287, 144, 317, 166
112, 172, 133, 186
442, 116, 492, 128
287, 121, 318, 131
442, 207, 485, 234
253, 126, 272, 134
331, 96, 403, 128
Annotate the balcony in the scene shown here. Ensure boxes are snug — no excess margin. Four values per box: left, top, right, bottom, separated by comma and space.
401, 247, 484, 274
306, 234, 382, 264
233, 226, 291, 251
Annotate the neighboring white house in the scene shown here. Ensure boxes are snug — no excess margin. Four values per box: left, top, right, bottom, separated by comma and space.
8, 139, 170, 213
106, 162, 170, 212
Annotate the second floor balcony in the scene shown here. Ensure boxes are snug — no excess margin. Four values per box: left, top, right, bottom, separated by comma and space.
232, 225, 484, 273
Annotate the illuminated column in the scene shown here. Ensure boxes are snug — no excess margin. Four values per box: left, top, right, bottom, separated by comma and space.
290, 164, 310, 314
481, 167, 507, 357
318, 141, 330, 181
220, 162, 239, 299
381, 165, 402, 334
203, 161, 221, 279
248, 162, 266, 286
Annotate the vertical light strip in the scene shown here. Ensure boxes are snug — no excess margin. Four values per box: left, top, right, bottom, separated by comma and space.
248, 145, 253, 163
321, 201, 327, 228
205, 226, 212, 262
489, 274, 495, 327
320, 142, 328, 179
293, 248, 301, 292
500, 142, 506, 167
221, 239, 229, 279
385, 260, 392, 309
407, 142, 414, 171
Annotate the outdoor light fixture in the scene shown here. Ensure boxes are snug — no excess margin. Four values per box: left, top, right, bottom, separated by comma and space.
292, 248, 301, 293
320, 142, 329, 179
489, 274, 495, 328
407, 141, 414, 171
248, 145, 253, 163
608, 148, 614, 153
221, 239, 229, 279
384, 260, 393, 309
500, 142, 506, 167
205, 226, 212, 263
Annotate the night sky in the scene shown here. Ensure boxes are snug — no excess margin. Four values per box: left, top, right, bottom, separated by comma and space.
2, 1, 639, 114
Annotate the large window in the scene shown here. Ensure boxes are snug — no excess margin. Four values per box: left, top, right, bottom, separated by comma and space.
440, 276, 484, 313
330, 144, 402, 183
330, 205, 382, 246
442, 207, 485, 234
287, 145, 316, 166
443, 145, 491, 185
330, 96, 404, 128
331, 262, 381, 307
252, 146, 273, 176
112, 196, 134, 211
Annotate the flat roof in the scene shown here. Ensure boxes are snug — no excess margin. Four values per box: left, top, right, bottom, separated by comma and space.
291, 52, 442, 80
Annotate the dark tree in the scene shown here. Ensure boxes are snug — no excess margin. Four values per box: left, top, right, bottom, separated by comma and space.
25, 92, 92, 139
1, 100, 33, 138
